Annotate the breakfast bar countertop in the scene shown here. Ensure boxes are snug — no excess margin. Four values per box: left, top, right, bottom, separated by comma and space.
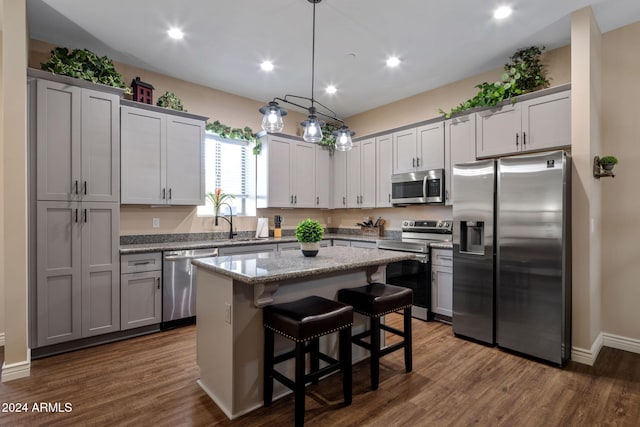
191, 245, 414, 285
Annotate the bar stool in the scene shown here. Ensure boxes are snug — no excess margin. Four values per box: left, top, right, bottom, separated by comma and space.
338, 283, 413, 390
263, 295, 353, 427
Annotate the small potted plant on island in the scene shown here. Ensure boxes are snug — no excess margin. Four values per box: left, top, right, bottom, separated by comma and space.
598, 156, 618, 172
295, 218, 324, 257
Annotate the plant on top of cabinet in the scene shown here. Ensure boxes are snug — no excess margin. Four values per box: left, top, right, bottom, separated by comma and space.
440, 46, 550, 119
41, 47, 131, 94
156, 91, 187, 111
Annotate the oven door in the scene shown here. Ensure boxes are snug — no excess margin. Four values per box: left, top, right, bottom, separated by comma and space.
385, 253, 431, 320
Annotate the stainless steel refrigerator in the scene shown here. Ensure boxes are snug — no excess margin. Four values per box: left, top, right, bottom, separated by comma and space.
452, 150, 571, 365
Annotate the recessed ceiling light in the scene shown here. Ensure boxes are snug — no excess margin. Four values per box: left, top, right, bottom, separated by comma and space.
260, 61, 274, 71
167, 28, 184, 39
386, 56, 401, 67
493, 6, 512, 20
325, 85, 337, 94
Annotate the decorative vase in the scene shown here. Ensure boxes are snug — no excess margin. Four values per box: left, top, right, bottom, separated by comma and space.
300, 242, 320, 257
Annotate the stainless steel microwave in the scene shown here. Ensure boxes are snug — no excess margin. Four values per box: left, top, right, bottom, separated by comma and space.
391, 169, 444, 205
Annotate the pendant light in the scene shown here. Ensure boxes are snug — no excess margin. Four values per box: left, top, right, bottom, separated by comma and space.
258, 0, 354, 149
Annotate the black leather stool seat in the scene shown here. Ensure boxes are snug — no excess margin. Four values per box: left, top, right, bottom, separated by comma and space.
338, 282, 413, 390
337, 282, 413, 317
263, 295, 353, 427
264, 295, 353, 342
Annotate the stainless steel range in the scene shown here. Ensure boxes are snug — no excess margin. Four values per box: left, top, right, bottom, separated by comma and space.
377, 220, 452, 320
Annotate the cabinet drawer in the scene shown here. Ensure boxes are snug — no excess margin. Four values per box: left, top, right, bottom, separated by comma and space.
121, 252, 162, 273
431, 249, 453, 267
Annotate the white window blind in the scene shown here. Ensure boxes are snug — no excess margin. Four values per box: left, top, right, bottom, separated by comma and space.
197, 133, 256, 216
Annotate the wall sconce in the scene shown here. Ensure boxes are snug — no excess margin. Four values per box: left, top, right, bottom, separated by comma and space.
593, 155, 617, 179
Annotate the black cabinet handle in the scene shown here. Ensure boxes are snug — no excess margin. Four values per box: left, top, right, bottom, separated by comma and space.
168, 188, 172, 200
343, 196, 346, 205
74, 208, 78, 223
412, 157, 416, 167
290, 195, 293, 204
83, 208, 87, 223
388, 193, 391, 203
523, 131, 527, 146
516, 133, 519, 146
294, 195, 297, 204
316, 196, 319, 205
74, 180, 79, 195
162, 188, 166, 199
157, 277, 160, 290
416, 157, 420, 167
83, 181, 87, 195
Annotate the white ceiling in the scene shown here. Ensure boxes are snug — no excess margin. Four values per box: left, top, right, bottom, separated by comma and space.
27, 0, 640, 119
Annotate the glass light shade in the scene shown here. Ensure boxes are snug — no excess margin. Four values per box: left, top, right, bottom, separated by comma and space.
333, 126, 355, 151
302, 116, 324, 143
261, 104, 285, 133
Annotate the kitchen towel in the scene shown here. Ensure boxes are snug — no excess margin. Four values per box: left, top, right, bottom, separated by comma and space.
256, 217, 269, 238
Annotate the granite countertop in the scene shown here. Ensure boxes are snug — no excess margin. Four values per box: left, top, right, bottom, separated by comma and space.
119, 233, 392, 254
191, 246, 415, 285
430, 241, 453, 250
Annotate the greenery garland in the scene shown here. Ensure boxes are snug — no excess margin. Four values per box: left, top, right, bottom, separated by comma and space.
440, 46, 550, 119
206, 121, 261, 154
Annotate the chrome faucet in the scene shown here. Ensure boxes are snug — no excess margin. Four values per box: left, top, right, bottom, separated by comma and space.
215, 203, 237, 239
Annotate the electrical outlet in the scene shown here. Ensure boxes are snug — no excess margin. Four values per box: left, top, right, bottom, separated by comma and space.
327, 216, 332, 224
152, 218, 160, 228
225, 303, 231, 324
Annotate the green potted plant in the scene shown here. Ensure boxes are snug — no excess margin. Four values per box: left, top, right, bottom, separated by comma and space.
295, 218, 324, 257
598, 155, 618, 171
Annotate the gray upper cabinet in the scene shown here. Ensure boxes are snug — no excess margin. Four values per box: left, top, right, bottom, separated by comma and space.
36, 201, 120, 346
376, 134, 393, 208
444, 113, 476, 206
120, 102, 206, 205
36, 79, 120, 202
476, 89, 571, 158
315, 145, 331, 208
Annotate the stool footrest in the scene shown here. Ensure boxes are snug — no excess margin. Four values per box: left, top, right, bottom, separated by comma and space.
380, 323, 405, 337
379, 341, 405, 357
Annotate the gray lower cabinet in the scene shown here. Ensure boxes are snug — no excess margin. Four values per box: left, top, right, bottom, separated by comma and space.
36, 201, 120, 347
218, 244, 278, 256
277, 240, 331, 252
120, 253, 162, 330
431, 249, 453, 317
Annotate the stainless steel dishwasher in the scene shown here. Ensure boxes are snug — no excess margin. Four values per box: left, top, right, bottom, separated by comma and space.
162, 248, 218, 328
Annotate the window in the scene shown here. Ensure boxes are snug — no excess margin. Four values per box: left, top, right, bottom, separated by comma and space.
197, 133, 256, 216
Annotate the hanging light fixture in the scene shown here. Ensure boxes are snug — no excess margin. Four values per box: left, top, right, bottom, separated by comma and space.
258, 0, 354, 150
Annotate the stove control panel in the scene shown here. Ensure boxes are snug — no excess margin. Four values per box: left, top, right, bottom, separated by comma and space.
401, 219, 452, 233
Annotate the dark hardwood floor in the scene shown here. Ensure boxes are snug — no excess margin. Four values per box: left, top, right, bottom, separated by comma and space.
1, 315, 639, 426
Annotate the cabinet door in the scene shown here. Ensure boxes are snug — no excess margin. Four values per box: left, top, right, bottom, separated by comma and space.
332, 150, 348, 208
266, 138, 293, 207
315, 145, 331, 208
432, 264, 453, 317
218, 244, 278, 255
81, 89, 120, 202
291, 142, 316, 208
166, 115, 205, 205
360, 138, 377, 207
416, 121, 444, 170
346, 142, 362, 207
392, 128, 417, 174
376, 134, 393, 207
36, 80, 81, 201
476, 104, 521, 158
121, 271, 162, 330
445, 114, 476, 205
121, 106, 166, 204
521, 90, 571, 152
81, 203, 120, 337
36, 201, 82, 347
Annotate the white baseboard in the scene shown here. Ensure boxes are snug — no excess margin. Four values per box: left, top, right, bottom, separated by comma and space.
571, 332, 603, 366
0, 332, 5, 347
602, 332, 640, 354
2, 350, 31, 382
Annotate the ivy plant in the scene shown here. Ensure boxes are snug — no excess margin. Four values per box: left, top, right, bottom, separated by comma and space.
441, 46, 550, 119
41, 47, 131, 93
205, 121, 261, 154
156, 92, 186, 111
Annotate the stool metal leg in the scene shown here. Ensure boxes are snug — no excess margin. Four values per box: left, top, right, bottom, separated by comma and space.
294, 341, 306, 427
370, 316, 381, 390
404, 307, 413, 373
339, 327, 353, 405
264, 328, 274, 406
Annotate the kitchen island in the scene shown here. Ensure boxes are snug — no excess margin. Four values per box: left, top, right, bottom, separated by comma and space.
192, 246, 414, 420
